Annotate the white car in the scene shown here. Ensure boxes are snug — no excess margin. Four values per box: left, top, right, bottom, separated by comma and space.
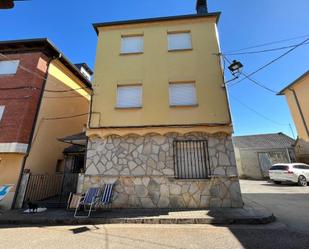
269, 163, 309, 186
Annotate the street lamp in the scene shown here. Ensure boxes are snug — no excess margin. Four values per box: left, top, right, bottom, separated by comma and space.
228, 60, 243, 77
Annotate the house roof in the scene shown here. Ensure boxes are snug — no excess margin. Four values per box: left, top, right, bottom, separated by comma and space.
278, 69, 309, 95
93, 12, 221, 35
233, 133, 295, 149
58, 132, 87, 146
0, 38, 92, 89
75, 63, 93, 75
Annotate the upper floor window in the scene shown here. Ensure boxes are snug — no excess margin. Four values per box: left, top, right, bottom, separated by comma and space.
0, 106, 5, 122
116, 85, 142, 108
121, 35, 144, 54
169, 82, 197, 106
168, 32, 192, 51
0, 60, 19, 75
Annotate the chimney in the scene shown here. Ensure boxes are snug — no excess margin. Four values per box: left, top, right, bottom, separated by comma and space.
196, 0, 208, 15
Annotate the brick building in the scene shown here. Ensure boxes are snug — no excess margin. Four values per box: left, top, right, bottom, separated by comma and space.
0, 39, 92, 209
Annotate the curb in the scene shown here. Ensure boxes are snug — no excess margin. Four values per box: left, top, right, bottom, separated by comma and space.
0, 214, 275, 226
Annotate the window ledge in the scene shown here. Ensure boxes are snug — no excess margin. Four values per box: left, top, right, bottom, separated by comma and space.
120, 52, 144, 56
115, 106, 142, 110
170, 104, 199, 108
168, 48, 193, 52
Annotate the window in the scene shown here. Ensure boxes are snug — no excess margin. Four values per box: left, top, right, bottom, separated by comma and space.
116, 85, 142, 108
0, 60, 19, 75
269, 165, 289, 171
294, 165, 309, 170
121, 35, 144, 54
173, 140, 210, 179
169, 82, 197, 106
168, 32, 192, 51
0, 106, 4, 121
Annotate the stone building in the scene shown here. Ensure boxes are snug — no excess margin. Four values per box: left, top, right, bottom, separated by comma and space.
78, 0, 243, 208
233, 133, 296, 180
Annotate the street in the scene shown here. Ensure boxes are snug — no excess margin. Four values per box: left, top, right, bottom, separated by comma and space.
0, 223, 309, 249
240, 179, 309, 235
0, 180, 309, 249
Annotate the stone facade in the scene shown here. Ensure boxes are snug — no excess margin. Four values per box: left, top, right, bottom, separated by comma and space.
79, 132, 243, 208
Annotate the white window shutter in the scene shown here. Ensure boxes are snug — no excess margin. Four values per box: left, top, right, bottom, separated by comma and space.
0, 60, 20, 75
168, 33, 192, 50
121, 36, 144, 54
169, 83, 197, 106
0, 106, 5, 121
117, 86, 142, 108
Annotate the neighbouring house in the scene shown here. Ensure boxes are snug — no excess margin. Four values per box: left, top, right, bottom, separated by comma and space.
233, 133, 296, 180
0, 39, 92, 209
278, 71, 309, 164
77, 0, 243, 208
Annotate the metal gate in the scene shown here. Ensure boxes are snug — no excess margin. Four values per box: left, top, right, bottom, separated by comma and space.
23, 173, 79, 208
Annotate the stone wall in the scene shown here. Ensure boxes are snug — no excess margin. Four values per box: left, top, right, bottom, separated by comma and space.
78, 175, 242, 208
80, 132, 243, 208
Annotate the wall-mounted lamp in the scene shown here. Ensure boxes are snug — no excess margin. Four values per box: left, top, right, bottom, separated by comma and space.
228, 60, 243, 77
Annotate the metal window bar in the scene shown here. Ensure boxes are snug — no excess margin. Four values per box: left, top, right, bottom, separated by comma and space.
173, 140, 211, 179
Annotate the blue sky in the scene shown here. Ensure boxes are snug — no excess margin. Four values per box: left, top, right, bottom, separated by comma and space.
1, 0, 309, 138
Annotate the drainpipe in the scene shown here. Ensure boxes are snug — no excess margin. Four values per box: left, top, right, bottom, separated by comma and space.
289, 88, 309, 139
11, 54, 61, 209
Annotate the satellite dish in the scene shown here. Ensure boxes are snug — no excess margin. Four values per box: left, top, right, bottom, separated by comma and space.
0, 0, 29, 9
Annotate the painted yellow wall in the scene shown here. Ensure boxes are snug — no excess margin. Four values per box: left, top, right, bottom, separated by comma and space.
284, 77, 309, 141
0, 153, 24, 209
25, 59, 91, 174
90, 17, 231, 129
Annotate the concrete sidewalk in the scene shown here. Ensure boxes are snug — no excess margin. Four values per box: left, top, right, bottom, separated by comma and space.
0, 200, 274, 226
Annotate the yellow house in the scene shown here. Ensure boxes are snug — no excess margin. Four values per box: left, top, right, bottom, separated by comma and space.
0, 39, 92, 209
80, 0, 243, 208
279, 70, 309, 163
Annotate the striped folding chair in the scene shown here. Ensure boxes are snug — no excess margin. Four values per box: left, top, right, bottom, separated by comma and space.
74, 187, 100, 218
100, 184, 114, 208
0, 185, 13, 202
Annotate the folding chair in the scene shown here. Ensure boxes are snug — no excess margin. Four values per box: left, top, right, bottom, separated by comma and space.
0, 185, 13, 202
74, 187, 100, 218
99, 184, 114, 208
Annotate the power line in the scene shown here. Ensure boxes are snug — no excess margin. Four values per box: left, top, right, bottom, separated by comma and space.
43, 113, 89, 120
225, 34, 309, 53
230, 95, 290, 127
0, 53, 92, 93
229, 37, 309, 87
239, 72, 277, 94
223, 42, 309, 56
222, 55, 277, 93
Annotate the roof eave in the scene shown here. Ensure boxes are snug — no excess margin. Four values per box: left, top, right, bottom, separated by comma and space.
277, 69, 309, 96
93, 12, 221, 35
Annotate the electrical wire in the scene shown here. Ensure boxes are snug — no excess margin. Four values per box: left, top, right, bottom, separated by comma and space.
229, 37, 309, 87
43, 113, 89, 120
223, 42, 309, 56
230, 95, 290, 127
224, 34, 309, 53
222, 55, 277, 93
0, 53, 92, 93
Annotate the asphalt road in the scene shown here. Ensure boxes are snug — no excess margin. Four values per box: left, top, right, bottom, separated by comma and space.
0, 223, 309, 249
0, 180, 309, 249
240, 179, 309, 235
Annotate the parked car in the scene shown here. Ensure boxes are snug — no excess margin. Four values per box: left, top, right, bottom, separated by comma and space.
269, 163, 309, 186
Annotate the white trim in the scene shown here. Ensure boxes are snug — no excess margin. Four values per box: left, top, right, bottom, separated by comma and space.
0, 143, 28, 153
